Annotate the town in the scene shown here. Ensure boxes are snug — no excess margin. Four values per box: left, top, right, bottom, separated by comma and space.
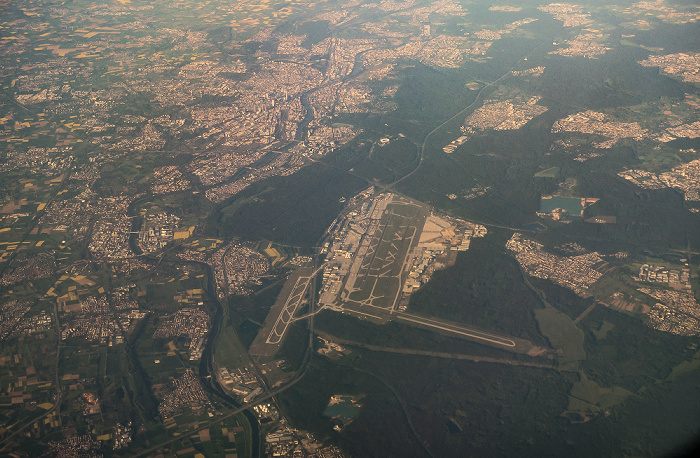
138, 212, 194, 254
637, 264, 692, 288
618, 158, 700, 202
210, 243, 271, 297
551, 110, 648, 148
639, 52, 700, 83
506, 233, 603, 297
446, 95, 548, 152
153, 307, 210, 360
156, 369, 217, 419
0, 0, 698, 456
642, 287, 700, 336
550, 31, 611, 58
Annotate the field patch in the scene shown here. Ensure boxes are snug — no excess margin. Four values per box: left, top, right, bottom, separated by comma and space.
567, 371, 633, 414
535, 306, 586, 371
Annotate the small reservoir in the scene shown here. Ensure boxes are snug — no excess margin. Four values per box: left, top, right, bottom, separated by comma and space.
323, 395, 362, 423
539, 195, 599, 221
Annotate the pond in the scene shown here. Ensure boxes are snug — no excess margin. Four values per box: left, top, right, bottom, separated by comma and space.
323, 395, 362, 423
539, 196, 586, 217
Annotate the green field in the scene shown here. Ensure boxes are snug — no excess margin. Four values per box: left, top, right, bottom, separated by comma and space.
214, 324, 250, 370
534, 307, 587, 371
2, 0, 700, 455
534, 166, 561, 178
568, 372, 633, 411
666, 351, 700, 382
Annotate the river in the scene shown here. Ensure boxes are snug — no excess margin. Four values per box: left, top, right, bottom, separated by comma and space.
127, 196, 261, 457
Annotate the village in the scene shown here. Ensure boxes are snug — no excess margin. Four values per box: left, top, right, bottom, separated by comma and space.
210, 243, 271, 297
445, 96, 548, 153
506, 233, 604, 297
0, 0, 699, 456
618, 158, 700, 202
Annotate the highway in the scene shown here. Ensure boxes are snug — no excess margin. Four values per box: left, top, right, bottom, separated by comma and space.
132, 363, 310, 458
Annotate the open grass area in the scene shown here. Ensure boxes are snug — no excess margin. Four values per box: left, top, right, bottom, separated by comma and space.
592, 321, 615, 340
580, 306, 698, 391
534, 307, 586, 371
258, 240, 300, 268
347, 284, 372, 302
589, 273, 648, 305
213, 324, 249, 370
59, 348, 108, 381
534, 166, 560, 178
138, 353, 187, 386
569, 372, 633, 410
666, 351, 700, 382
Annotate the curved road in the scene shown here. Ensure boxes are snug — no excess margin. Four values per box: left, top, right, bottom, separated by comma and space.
125, 33, 561, 458
392, 39, 557, 190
